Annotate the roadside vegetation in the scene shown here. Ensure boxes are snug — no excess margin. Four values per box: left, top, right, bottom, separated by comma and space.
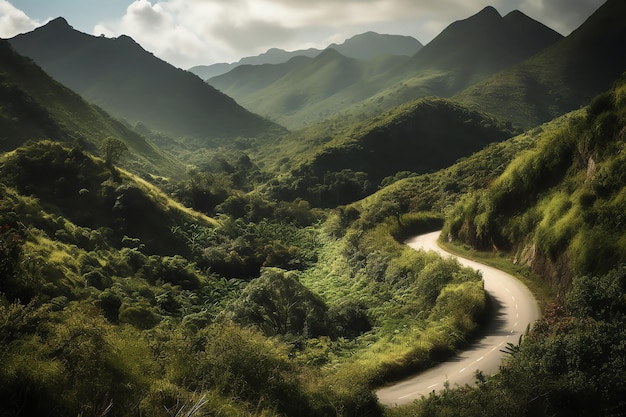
387, 75, 626, 417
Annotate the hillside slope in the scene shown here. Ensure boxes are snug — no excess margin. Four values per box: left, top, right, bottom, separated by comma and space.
454, 0, 626, 129
210, 49, 411, 129
446, 74, 626, 294
9, 18, 283, 140
0, 39, 183, 179
259, 97, 516, 207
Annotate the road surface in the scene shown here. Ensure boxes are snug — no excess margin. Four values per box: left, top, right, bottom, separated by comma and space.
375, 231, 540, 406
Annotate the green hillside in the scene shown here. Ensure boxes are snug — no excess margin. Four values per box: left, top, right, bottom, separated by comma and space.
0, 39, 183, 179
333, 74, 626, 417
447, 74, 626, 292
9, 18, 283, 141
2, 2, 626, 416
212, 49, 411, 129
257, 97, 516, 207
454, 0, 626, 129
0, 144, 489, 417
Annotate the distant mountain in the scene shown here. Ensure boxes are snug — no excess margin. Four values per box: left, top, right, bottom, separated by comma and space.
189, 47, 320, 80
454, 0, 626, 129
189, 32, 422, 80
369, 6, 563, 108
205, 7, 560, 130
208, 55, 314, 100
9, 18, 284, 141
328, 31, 423, 60
210, 49, 411, 129
0, 39, 184, 179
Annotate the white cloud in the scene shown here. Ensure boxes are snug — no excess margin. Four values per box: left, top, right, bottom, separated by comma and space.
0, 0, 43, 38
518, 0, 605, 35
93, 0, 499, 68
4, 0, 604, 69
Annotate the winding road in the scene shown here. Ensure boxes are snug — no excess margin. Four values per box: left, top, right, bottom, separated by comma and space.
375, 231, 540, 407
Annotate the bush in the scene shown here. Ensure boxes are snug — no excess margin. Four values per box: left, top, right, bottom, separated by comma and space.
118, 303, 160, 330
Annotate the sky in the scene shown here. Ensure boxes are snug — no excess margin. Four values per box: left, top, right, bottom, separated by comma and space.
0, 0, 606, 69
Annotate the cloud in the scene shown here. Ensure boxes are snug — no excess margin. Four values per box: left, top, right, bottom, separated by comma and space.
0, 0, 42, 38
5, 0, 603, 69
93, 0, 500, 68
519, 0, 605, 35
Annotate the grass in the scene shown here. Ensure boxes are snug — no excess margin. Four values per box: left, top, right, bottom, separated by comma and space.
438, 237, 554, 312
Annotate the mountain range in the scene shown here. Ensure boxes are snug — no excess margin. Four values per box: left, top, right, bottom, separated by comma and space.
8, 18, 283, 141
188, 31, 423, 80
455, 0, 626, 128
206, 6, 563, 129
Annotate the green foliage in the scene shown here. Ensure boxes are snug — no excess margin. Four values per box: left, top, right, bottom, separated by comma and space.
446, 79, 626, 281
226, 268, 331, 337
99, 136, 128, 168
260, 97, 515, 207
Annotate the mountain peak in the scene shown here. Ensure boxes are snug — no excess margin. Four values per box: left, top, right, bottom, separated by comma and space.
47, 17, 71, 27
40, 17, 73, 33
316, 47, 346, 60
328, 31, 422, 60
477, 5, 501, 18
472, 5, 502, 22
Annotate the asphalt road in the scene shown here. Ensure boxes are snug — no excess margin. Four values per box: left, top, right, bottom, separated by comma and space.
375, 231, 540, 407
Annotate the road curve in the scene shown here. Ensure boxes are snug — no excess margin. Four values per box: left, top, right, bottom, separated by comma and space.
375, 231, 540, 407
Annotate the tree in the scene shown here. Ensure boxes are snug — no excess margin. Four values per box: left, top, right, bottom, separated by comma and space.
227, 269, 330, 337
99, 137, 128, 168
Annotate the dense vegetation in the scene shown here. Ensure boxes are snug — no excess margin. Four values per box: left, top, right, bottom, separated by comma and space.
2, 2, 626, 416
0, 137, 490, 416
256, 97, 516, 208
385, 75, 626, 417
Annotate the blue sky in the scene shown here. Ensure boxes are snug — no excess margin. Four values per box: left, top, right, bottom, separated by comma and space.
0, 0, 606, 69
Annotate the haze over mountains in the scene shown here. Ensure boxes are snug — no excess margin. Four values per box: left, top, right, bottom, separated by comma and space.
205, 6, 563, 129
8, 18, 283, 141
188, 31, 423, 80
2, 0, 623, 199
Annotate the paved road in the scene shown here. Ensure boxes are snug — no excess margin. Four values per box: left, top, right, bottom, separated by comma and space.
375, 231, 540, 407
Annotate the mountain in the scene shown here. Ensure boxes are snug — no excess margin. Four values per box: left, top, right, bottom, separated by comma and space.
328, 31, 423, 60
189, 47, 320, 80
210, 49, 411, 128
206, 7, 560, 130
208, 55, 314, 100
365, 6, 563, 110
189, 32, 421, 80
9, 18, 284, 141
454, 0, 626, 129
259, 97, 516, 207
0, 39, 184, 179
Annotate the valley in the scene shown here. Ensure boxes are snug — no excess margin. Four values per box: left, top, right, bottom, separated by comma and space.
1, 1, 626, 416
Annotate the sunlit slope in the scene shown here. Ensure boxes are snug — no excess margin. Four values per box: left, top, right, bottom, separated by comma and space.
454, 0, 626, 129
446, 74, 626, 293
